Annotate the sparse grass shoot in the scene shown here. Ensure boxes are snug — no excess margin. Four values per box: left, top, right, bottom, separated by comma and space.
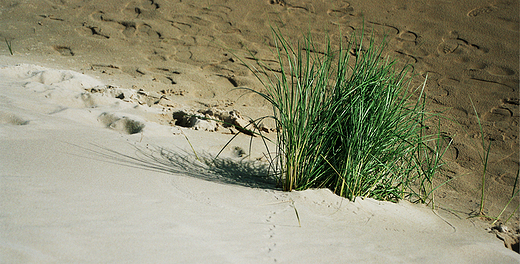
4, 38, 13, 55
470, 98, 491, 216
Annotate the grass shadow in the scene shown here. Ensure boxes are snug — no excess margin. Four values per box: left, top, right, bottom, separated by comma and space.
73, 143, 277, 190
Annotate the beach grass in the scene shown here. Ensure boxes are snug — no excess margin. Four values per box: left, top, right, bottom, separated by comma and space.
237, 28, 447, 203
469, 99, 519, 224
470, 98, 492, 216
491, 167, 519, 225
4, 38, 13, 55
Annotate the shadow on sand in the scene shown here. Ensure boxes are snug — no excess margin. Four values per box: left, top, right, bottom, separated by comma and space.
72, 142, 278, 190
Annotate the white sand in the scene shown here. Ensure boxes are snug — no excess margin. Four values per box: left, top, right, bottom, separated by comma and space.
1, 60, 518, 263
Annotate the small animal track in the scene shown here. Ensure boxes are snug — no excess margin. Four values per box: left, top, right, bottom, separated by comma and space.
264, 209, 279, 261
266, 223, 277, 257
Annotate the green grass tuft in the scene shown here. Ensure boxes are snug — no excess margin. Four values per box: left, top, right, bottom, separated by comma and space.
236, 28, 447, 203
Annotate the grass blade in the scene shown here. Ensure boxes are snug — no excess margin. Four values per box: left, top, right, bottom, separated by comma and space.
5, 38, 13, 55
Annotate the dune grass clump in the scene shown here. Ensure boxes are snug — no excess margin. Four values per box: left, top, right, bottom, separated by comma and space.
239, 29, 447, 203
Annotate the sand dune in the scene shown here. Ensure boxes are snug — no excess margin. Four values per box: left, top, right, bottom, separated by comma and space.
0, 61, 517, 263
0, 0, 518, 262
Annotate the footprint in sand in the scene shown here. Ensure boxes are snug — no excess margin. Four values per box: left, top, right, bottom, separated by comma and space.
149, 68, 181, 85
76, 12, 118, 39
168, 20, 192, 35
91, 64, 122, 75
98, 112, 145, 134
85, 10, 162, 40
116, 21, 162, 39
53, 46, 74, 56
76, 25, 110, 39
136, 23, 162, 39
152, 74, 177, 85
484, 64, 516, 76
437, 31, 459, 55
491, 165, 520, 187
269, 0, 286, 6
397, 31, 418, 43
483, 106, 513, 122
502, 98, 519, 106
437, 31, 488, 56
393, 51, 417, 64
394, 30, 421, 55
327, 1, 354, 17
119, 21, 137, 38
123, 0, 160, 19
367, 21, 400, 35
169, 14, 214, 34
466, 4, 518, 31
467, 5, 497, 17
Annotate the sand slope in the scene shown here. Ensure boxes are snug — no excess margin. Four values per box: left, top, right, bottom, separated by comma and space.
0, 0, 517, 220
0, 0, 519, 261
0, 62, 518, 263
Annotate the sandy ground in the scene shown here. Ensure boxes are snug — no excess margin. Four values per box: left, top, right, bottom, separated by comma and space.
0, 60, 517, 263
0, 0, 519, 262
